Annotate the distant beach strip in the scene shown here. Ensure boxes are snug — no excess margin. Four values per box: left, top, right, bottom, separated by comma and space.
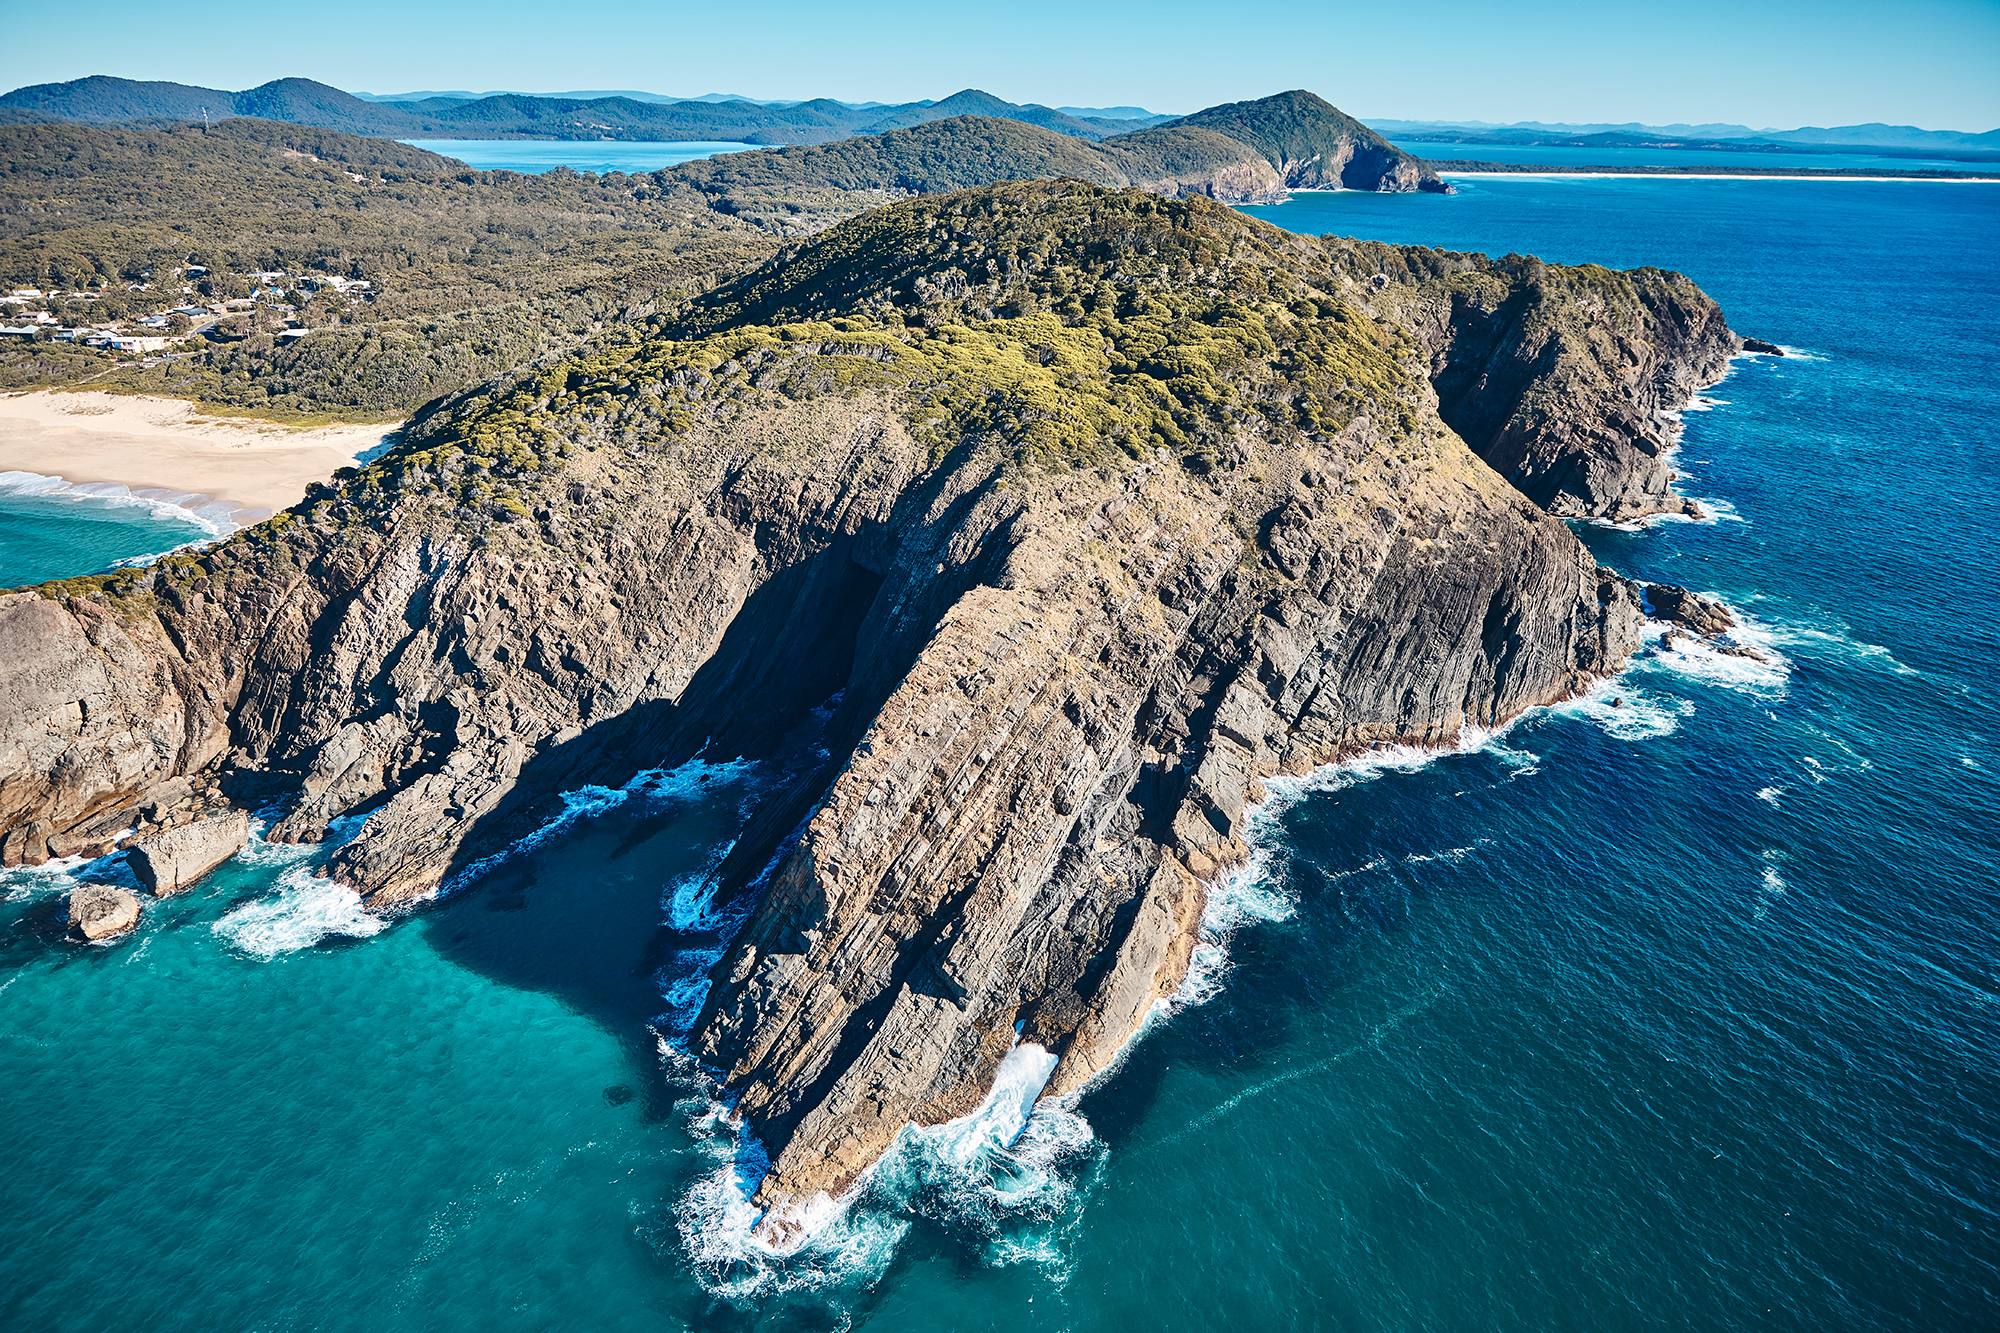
1425, 163, 2000, 182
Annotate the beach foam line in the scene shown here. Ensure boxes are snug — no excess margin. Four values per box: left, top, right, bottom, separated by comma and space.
0, 389, 404, 514
0, 467, 243, 534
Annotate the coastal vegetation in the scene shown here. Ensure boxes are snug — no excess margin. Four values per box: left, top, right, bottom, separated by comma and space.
0, 76, 1154, 145
0, 119, 772, 416
0, 94, 1439, 419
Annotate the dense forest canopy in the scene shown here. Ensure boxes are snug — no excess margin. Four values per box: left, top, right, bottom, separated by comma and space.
0, 120, 775, 417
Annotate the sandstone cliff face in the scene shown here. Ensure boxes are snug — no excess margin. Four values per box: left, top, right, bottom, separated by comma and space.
0, 185, 1734, 1229
1322, 241, 1739, 520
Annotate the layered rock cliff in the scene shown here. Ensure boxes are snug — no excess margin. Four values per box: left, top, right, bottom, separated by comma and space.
0, 184, 1734, 1233
1321, 241, 1739, 520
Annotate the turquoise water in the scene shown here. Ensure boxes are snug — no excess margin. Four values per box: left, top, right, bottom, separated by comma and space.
1390, 138, 1983, 173
0, 475, 217, 587
401, 139, 759, 174
5, 179, 1999, 1330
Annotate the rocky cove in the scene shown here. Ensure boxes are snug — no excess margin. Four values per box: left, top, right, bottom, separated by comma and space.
0, 182, 1741, 1240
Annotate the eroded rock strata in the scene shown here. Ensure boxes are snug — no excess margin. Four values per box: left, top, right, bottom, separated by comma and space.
0, 184, 1736, 1222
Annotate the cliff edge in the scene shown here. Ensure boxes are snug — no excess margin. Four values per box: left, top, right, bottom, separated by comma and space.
0, 184, 1735, 1236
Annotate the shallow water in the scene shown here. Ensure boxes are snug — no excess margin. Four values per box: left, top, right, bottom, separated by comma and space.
0, 472, 219, 586
3, 179, 1996, 1330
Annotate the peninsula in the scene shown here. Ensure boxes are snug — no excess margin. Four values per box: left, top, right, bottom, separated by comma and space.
0, 178, 1740, 1239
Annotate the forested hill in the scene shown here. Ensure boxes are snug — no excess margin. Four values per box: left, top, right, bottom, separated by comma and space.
0, 76, 1146, 145
669, 93, 1447, 228
0, 119, 773, 416
0, 93, 1438, 419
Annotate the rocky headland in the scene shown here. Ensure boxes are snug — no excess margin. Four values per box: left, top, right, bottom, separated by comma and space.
0, 183, 1743, 1236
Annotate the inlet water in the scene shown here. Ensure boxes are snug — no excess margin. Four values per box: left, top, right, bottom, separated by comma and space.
401, 139, 758, 174
3, 178, 1996, 1331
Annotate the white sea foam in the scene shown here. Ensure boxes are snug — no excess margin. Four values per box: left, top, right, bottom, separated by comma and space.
212, 865, 384, 958
0, 855, 90, 902
661, 588, 1793, 1289
1764, 624, 1918, 676
0, 469, 238, 566
1405, 841, 1487, 865
1636, 613, 1791, 697
677, 1039, 1088, 1300
1756, 786, 1785, 805
443, 755, 759, 894
1555, 682, 1693, 740
1754, 854, 1789, 921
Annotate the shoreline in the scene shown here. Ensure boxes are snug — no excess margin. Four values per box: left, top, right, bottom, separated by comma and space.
1430, 171, 2000, 182
0, 391, 404, 523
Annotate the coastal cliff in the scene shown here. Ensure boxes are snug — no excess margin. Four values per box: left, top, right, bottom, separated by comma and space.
1324, 241, 1738, 520
0, 184, 1733, 1232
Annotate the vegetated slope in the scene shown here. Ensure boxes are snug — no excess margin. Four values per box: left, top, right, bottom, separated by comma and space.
0, 119, 774, 416
1143, 90, 1447, 192
855, 89, 1109, 140
0, 183, 1736, 1236
667, 94, 1445, 230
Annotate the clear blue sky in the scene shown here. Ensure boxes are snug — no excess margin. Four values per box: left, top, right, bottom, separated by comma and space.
3, 0, 1996, 130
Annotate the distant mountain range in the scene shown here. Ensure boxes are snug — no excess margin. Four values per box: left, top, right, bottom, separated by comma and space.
352, 91, 1170, 120
5, 76, 1987, 156
0, 76, 1175, 144
1374, 117, 2000, 152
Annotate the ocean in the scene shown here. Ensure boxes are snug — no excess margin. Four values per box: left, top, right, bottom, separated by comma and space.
0, 472, 220, 588
1386, 138, 1985, 173
2, 178, 1996, 1331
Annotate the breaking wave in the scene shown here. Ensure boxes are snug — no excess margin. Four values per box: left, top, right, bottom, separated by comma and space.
676, 1040, 1100, 1303
212, 867, 384, 958
444, 755, 761, 894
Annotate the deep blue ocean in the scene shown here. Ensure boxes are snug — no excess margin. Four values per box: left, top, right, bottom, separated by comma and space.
3, 178, 1996, 1332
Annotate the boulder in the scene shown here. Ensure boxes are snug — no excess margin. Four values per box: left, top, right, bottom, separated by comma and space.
127, 809, 250, 896
69, 884, 140, 941
1645, 584, 1735, 637
1741, 338, 1786, 356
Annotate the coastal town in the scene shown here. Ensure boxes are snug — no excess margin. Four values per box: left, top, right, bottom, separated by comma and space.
0, 266, 372, 361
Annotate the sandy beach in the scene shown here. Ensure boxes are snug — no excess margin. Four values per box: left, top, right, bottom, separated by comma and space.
1433, 172, 2000, 183
0, 391, 404, 523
